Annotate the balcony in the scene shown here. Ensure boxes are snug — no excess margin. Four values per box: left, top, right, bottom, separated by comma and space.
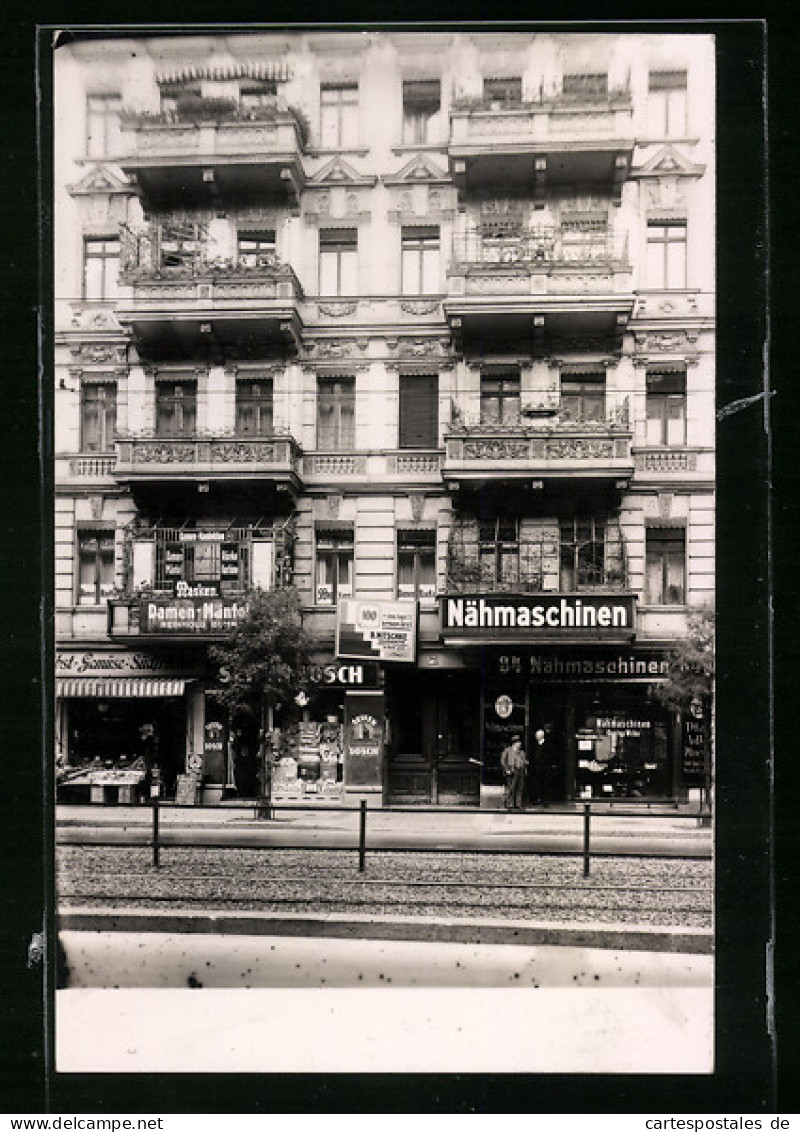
445, 228, 634, 347
442, 406, 633, 494
119, 101, 307, 207
448, 87, 634, 196
114, 432, 303, 496
117, 227, 303, 354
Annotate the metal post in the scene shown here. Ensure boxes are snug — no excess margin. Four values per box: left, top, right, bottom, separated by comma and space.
152, 793, 160, 869
582, 802, 591, 878
358, 799, 367, 873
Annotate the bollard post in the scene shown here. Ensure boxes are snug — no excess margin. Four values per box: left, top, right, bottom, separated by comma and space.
152, 793, 160, 869
358, 799, 367, 873
582, 802, 591, 878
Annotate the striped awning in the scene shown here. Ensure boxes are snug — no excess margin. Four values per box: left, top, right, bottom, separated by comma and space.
56, 678, 187, 699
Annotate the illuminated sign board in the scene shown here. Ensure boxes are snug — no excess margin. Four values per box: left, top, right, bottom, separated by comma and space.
336, 599, 417, 664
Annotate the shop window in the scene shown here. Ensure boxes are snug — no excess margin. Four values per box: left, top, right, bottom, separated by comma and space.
647, 70, 688, 137
398, 373, 438, 448
562, 72, 608, 100
560, 518, 606, 589
402, 79, 441, 143
319, 228, 358, 296
646, 527, 686, 605
320, 84, 359, 149
481, 369, 521, 425
401, 226, 440, 295
646, 370, 687, 445
483, 77, 522, 104
397, 529, 437, 600
237, 230, 276, 268
236, 378, 274, 436
315, 527, 353, 606
77, 529, 115, 605
560, 372, 606, 423
83, 237, 120, 301
479, 517, 519, 590
155, 380, 197, 437
152, 530, 251, 593
86, 93, 122, 157
80, 382, 117, 453
646, 220, 687, 289
317, 376, 355, 450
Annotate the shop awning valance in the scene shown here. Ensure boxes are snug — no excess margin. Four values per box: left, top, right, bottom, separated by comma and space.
57, 678, 187, 698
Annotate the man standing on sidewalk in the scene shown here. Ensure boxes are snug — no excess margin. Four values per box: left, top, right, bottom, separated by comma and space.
501, 734, 527, 811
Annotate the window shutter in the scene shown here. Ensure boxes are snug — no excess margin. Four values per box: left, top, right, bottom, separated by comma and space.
399, 374, 438, 448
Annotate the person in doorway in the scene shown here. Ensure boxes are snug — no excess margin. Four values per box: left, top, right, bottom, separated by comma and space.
532, 726, 560, 805
501, 734, 527, 811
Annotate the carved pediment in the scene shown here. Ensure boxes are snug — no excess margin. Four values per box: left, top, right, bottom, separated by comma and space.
68, 164, 132, 196
382, 153, 450, 186
631, 144, 705, 179
307, 156, 376, 188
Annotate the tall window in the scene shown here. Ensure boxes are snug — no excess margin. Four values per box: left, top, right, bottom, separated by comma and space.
560, 518, 606, 590
320, 84, 359, 148
159, 222, 202, 271
646, 371, 687, 445
397, 529, 437, 600
236, 379, 274, 436
319, 229, 358, 296
647, 71, 688, 137
86, 93, 122, 157
560, 372, 606, 422
317, 377, 355, 450
483, 77, 522, 104
646, 527, 686, 605
80, 382, 117, 453
398, 374, 438, 448
401, 227, 440, 294
402, 80, 440, 144
77, 529, 115, 605
155, 380, 197, 437
646, 220, 687, 289
562, 72, 608, 99
481, 370, 521, 424
237, 231, 276, 268
479, 517, 519, 589
315, 527, 354, 605
83, 237, 120, 300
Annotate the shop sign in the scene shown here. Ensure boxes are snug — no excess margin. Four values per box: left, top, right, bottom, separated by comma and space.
336, 599, 417, 664
344, 694, 384, 789
494, 694, 514, 719
56, 649, 197, 675
682, 697, 711, 780
441, 594, 636, 639
173, 580, 220, 598
308, 662, 381, 689
139, 596, 247, 634
492, 650, 670, 681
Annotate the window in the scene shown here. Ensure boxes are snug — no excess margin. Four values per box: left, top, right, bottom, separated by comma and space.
401, 227, 440, 294
481, 370, 521, 425
317, 377, 355, 449
320, 84, 359, 148
560, 518, 606, 590
240, 81, 278, 113
319, 229, 358, 296
397, 529, 436, 600
560, 372, 606, 423
646, 371, 687, 445
80, 382, 117, 453
483, 77, 522, 104
86, 93, 122, 158
83, 237, 120, 300
155, 381, 197, 437
646, 221, 687, 289
237, 231, 276, 268
398, 374, 438, 448
646, 527, 686, 605
479, 517, 519, 589
159, 222, 203, 271
647, 71, 688, 137
402, 80, 440, 144
159, 83, 201, 116
153, 530, 251, 594
562, 72, 608, 100
315, 528, 353, 605
77, 529, 115, 605
236, 379, 274, 436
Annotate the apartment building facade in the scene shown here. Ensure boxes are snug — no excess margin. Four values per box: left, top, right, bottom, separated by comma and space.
53, 30, 715, 807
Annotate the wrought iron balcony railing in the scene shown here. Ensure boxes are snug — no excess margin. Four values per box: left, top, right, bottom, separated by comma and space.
451, 228, 629, 270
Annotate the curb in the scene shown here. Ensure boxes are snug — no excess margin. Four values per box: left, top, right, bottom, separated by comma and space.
58, 908, 714, 954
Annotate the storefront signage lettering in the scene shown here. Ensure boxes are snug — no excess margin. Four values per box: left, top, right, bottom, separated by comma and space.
682, 697, 710, 779
178, 530, 226, 542
56, 650, 177, 674
140, 596, 247, 633
337, 599, 417, 664
174, 580, 220, 598
309, 662, 380, 688
442, 595, 636, 636
494, 651, 669, 681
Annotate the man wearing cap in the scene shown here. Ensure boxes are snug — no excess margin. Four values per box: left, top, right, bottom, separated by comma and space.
500, 733, 527, 811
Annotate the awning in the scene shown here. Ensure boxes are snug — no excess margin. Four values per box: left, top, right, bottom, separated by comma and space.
56, 678, 187, 698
